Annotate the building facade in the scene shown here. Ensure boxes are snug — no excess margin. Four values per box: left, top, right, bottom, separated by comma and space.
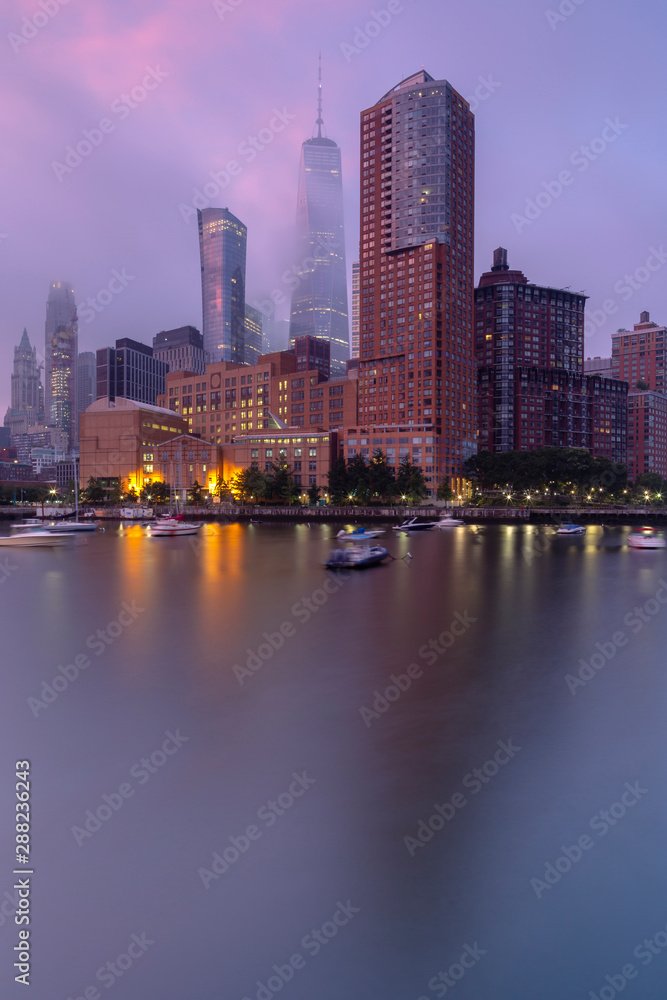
357, 70, 476, 494
96, 339, 168, 406
76, 351, 96, 429
584, 357, 612, 377
232, 430, 336, 490
475, 249, 627, 463
5, 329, 44, 443
293, 334, 331, 379
351, 261, 360, 359
79, 397, 187, 492
289, 66, 349, 378
44, 281, 77, 450
152, 326, 207, 375
627, 390, 667, 481
244, 305, 263, 367
198, 207, 247, 365
611, 312, 666, 392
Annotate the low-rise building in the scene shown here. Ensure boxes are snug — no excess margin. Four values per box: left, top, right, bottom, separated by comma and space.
79, 397, 187, 492
231, 430, 337, 491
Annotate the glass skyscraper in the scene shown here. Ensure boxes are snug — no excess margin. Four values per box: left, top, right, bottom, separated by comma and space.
289, 64, 349, 377
198, 207, 247, 365
45, 281, 77, 451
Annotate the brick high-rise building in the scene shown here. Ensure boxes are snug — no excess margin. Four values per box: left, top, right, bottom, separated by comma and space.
356, 71, 476, 492
475, 249, 627, 463
611, 312, 666, 392
627, 390, 667, 482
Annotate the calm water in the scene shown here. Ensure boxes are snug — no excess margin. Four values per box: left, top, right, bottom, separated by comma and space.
1, 521, 666, 1000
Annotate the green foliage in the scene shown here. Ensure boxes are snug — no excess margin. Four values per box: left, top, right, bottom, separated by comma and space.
211, 475, 234, 502
80, 476, 106, 503
188, 480, 205, 504
464, 448, 628, 499
232, 463, 268, 504
396, 456, 428, 502
266, 459, 299, 504
327, 456, 350, 505
307, 484, 321, 505
140, 481, 171, 503
436, 479, 454, 502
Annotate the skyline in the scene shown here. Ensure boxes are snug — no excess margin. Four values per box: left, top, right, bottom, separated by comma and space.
1, 0, 666, 416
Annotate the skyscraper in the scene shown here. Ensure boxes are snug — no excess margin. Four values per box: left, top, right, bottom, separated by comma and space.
153, 326, 207, 375
353, 71, 476, 492
4, 329, 43, 441
96, 339, 167, 405
198, 207, 247, 364
77, 352, 96, 415
45, 281, 77, 450
289, 59, 349, 378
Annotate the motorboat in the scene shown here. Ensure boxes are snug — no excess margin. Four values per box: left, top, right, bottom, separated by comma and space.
149, 519, 201, 537
44, 521, 97, 533
435, 514, 465, 528
393, 517, 438, 532
628, 527, 666, 549
336, 526, 386, 540
0, 530, 71, 547
10, 518, 45, 532
555, 523, 586, 535
325, 545, 390, 569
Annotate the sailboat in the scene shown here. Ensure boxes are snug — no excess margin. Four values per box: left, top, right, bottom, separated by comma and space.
148, 463, 201, 537
45, 460, 96, 532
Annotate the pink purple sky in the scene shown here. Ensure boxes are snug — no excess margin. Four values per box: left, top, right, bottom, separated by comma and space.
1, 0, 665, 413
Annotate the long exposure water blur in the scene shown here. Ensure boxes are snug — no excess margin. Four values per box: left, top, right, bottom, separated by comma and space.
1, 520, 666, 999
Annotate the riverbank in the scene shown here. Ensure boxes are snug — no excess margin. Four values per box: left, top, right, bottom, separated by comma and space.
3, 504, 667, 524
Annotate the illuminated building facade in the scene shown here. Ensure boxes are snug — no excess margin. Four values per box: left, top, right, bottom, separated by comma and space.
351, 261, 360, 358
45, 281, 77, 450
356, 70, 476, 494
611, 312, 667, 392
96, 339, 168, 406
244, 305, 263, 367
627, 390, 667, 481
153, 326, 207, 375
289, 63, 350, 377
198, 207, 247, 364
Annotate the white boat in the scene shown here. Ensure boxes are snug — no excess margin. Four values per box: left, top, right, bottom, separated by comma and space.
0, 531, 71, 547
435, 514, 465, 528
10, 518, 45, 532
336, 526, 386, 540
555, 523, 586, 535
393, 517, 438, 532
149, 519, 201, 537
44, 521, 97, 533
325, 545, 390, 569
628, 527, 666, 549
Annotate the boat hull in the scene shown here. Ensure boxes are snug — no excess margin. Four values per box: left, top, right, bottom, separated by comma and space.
325, 545, 390, 569
149, 523, 201, 536
0, 532, 71, 547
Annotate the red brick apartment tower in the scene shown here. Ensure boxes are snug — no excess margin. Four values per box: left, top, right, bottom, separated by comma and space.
357, 71, 476, 489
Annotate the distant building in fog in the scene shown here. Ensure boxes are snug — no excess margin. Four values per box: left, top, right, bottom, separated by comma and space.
153, 326, 207, 375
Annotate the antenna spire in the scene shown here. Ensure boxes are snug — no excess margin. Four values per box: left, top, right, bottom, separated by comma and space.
316, 51, 324, 138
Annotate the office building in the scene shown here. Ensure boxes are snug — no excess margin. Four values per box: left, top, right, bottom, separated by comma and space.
96, 338, 168, 406
289, 60, 350, 377
77, 350, 96, 420
244, 305, 263, 367
584, 357, 612, 377
153, 326, 207, 375
355, 70, 476, 493
475, 249, 627, 462
627, 390, 667, 482
293, 334, 330, 379
611, 312, 666, 392
198, 207, 247, 364
45, 281, 77, 450
5, 329, 43, 442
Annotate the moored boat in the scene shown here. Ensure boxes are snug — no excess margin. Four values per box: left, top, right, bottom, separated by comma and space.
393, 517, 438, 532
149, 520, 201, 537
435, 514, 465, 528
0, 531, 71, 547
555, 523, 586, 535
628, 527, 666, 549
336, 526, 386, 540
325, 545, 390, 569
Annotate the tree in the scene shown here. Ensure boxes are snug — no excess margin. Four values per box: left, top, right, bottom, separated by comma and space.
347, 453, 370, 504
327, 456, 350, 505
635, 379, 649, 390
108, 480, 123, 505
307, 484, 321, 505
188, 480, 205, 505
396, 457, 428, 502
211, 475, 234, 503
368, 449, 395, 502
122, 484, 139, 504
231, 463, 267, 504
436, 479, 453, 502
266, 459, 299, 504
81, 476, 106, 504
141, 481, 170, 503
